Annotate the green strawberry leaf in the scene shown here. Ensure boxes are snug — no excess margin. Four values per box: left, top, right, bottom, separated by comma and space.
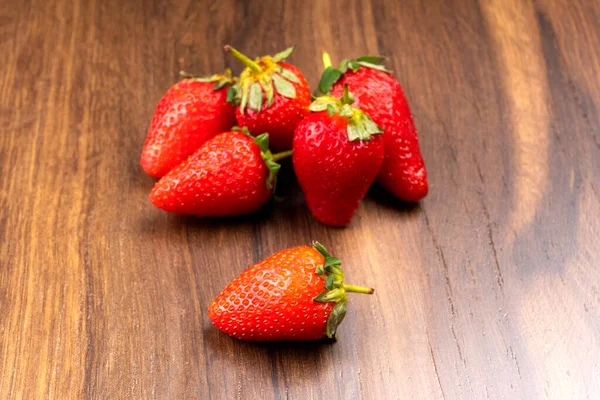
254, 134, 288, 193
325, 274, 335, 290
253, 133, 270, 153
227, 84, 238, 104
324, 265, 342, 277
259, 79, 275, 107
338, 104, 354, 118
324, 256, 342, 269
318, 66, 343, 94
313, 242, 331, 258
279, 68, 301, 83
326, 104, 336, 116
315, 265, 325, 277
347, 121, 367, 141
232, 126, 253, 140
309, 102, 331, 112
333, 274, 344, 287
361, 115, 383, 135
272, 46, 295, 62
356, 55, 386, 65
272, 74, 297, 98
213, 79, 229, 91
263, 158, 281, 190
308, 95, 340, 112
347, 60, 361, 72
338, 59, 351, 74
347, 111, 383, 141
326, 300, 348, 339
248, 82, 263, 112
313, 289, 329, 302
315, 288, 344, 303
357, 61, 391, 73
181, 69, 236, 91
240, 83, 250, 113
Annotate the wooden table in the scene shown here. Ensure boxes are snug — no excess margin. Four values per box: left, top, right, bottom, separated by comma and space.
2, 0, 599, 398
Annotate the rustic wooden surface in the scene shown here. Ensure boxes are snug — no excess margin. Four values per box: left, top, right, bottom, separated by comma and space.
1, 0, 600, 398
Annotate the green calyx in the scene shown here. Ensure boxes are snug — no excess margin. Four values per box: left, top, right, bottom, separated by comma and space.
318, 52, 392, 94
312, 242, 374, 339
224, 45, 301, 114
179, 69, 236, 91
231, 127, 292, 192
308, 85, 383, 141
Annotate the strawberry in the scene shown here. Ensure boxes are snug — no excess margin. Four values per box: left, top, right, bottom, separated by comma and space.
209, 242, 374, 341
224, 45, 311, 152
150, 128, 291, 217
293, 87, 385, 227
141, 71, 237, 178
319, 53, 428, 202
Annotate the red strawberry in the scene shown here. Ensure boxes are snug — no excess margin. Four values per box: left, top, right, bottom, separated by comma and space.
320, 54, 428, 202
209, 242, 374, 341
293, 87, 385, 227
150, 128, 290, 217
141, 71, 237, 178
224, 46, 311, 152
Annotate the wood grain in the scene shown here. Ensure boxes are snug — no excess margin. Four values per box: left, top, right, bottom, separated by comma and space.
1, 0, 599, 398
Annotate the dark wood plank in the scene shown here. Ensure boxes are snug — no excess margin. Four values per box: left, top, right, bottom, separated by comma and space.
1, 0, 599, 398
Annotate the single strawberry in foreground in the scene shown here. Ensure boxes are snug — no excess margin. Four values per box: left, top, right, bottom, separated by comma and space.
209, 242, 374, 341
150, 128, 291, 217
319, 53, 428, 202
141, 71, 237, 178
293, 86, 385, 227
224, 45, 311, 152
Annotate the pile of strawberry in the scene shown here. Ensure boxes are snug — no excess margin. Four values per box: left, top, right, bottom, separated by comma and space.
141, 46, 428, 227
140, 46, 428, 341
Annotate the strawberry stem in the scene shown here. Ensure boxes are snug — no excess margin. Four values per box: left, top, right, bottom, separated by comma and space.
322, 51, 333, 69
224, 45, 262, 74
341, 84, 354, 105
271, 150, 293, 162
343, 284, 374, 294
